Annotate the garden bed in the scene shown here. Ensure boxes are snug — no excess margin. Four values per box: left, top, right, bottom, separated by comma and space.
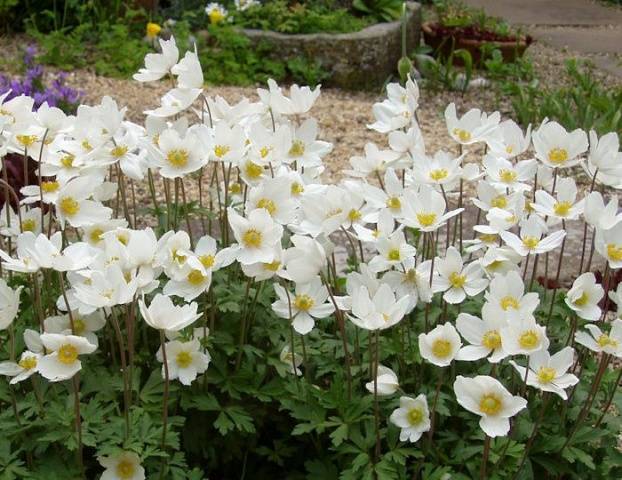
240, 1, 422, 89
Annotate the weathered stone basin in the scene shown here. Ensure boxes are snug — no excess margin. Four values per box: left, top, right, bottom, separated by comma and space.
241, 2, 421, 90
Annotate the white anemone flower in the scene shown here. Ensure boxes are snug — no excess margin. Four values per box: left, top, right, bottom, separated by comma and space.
0, 351, 41, 384
454, 375, 527, 437
486, 119, 531, 158
368, 230, 417, 273
565, 272, 604, 321
435, 246, 488, 304
227, 207, 283, 265
348, 283, 409, 331
510, 347, 579, 400
575, 320, 622, 357
382, 257, 434, 313
365, 365, 399, 396
532, 177, 584, 222
484, 270, 539, 321
400, 185, 463, 232
483, 155, 536, 192
347, 142, 401, 178
500, 216, 565, 257
139, 293, 201, 332
280, 345, 303, 376
584, 130, 622, 184
0, 279, 23, 330
444, 103, 500, 145
157, 338, 210, 386
38, 333, 96, 381
418, 322, 462, 367
98, 451, 145, 480
456, 311, 508, 363
134, 36, 179, 82
44, 310, 106, 347
55, 176, 113, 229
501, 316, 549, 356
532, 120, 588, 169
594, 222, 622, 269
153, 128, 205, 178
583, 192, 622, 230
389, 395, 431, 443
272, 277, 334, 335
282, 235, 327, 284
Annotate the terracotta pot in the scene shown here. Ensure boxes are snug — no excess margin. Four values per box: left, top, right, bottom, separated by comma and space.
422, 22, 532, 66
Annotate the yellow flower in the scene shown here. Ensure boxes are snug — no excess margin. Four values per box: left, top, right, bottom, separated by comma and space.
146, 22, 162, 39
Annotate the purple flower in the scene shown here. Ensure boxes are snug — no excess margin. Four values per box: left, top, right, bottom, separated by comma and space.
0, 44, 82, 114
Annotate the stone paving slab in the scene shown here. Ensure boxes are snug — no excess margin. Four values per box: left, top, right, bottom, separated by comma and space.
529, 26, 622, 55
463, 0, 622, 26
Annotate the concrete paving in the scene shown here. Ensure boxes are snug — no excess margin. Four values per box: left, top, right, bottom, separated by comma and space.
464, 0, 622, 26
463, 0, 622, 77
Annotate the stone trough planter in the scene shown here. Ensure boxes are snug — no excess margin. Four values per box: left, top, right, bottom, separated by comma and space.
240, 2, 422, 90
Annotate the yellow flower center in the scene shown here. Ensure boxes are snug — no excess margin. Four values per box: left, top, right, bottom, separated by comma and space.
214, 145, 230, 158
387, 248, 401, 261
553, 201, 572, 217
73, 318, 86, 335
490, 195, 507, 209
606, 244, 622, 262
41, 180, 60, 193
429, 168, 448, 181
404, 269, 418, 284
208, 9, 226, 24
167, 149, 189, 168
291, 182, 304, 196
60, 154, 75, 168
81, 139, 92, 152
453, 128, 471, 142
449, 271, 466, 288
18, 356, 38, 370
416, 212, 437, 227
242, 229, 262, 248
537, 366, 556, 384
479, 394, 502, 415
263, 260, 281, 272
90, 228, 104, 243
257, 198, 276, 216
407, 407, 424, 425
347, 209, 361, 222
229, 182, 242, 194
59, 197, 80, 216
573, 292, 589, 307
187, 269, 206, 286
245, 161, 263, 179
146, 21, 162, 38
479, 233, 497, 243
200, 254, 215, 268
294, 294, 314, 312
260, 146, 270, 158
171, 249, 186, 264
176, 350, 193, 368
111, 145, 128, 158
548, 148, 568, 165
16, 134, 38, 147
518, 330, 539, 350
506, 145, 514, 154
499, 169, 517, 183
57, 344, 79, 365
500, 295, 519, 311
21, 218, 37, 232
482, 330, 502, 350
431, 339, 452, 358
289, 140, 305, 157
522, 236, 540, 250
386, 196, 401, 210
597, 334, 618, 349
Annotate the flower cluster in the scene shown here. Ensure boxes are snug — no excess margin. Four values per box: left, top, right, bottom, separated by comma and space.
0, 35, 621, 477
0, 45, 82, 114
